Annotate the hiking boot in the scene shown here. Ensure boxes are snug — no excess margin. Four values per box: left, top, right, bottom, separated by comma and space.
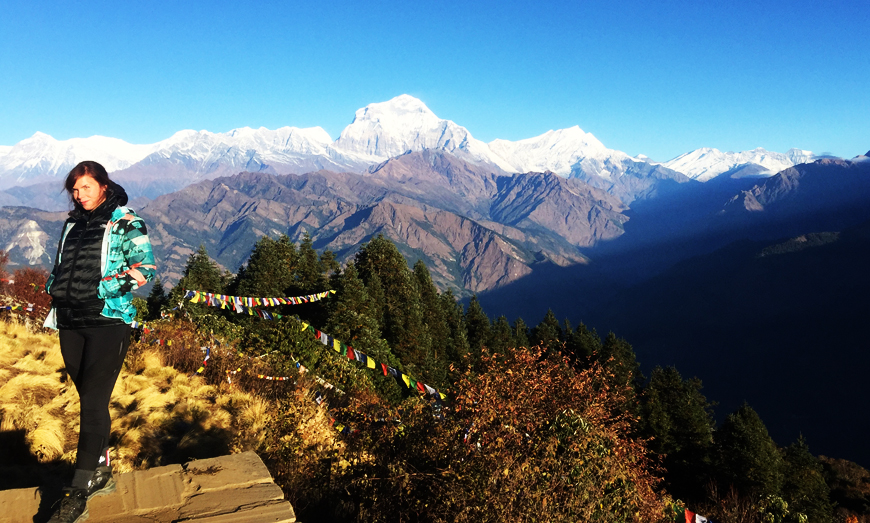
86, 466, 115, 499
47, 487, 89, 523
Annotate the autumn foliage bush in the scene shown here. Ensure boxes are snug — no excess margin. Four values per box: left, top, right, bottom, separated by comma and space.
0, 249, 50, 324
335, 345, 666, 523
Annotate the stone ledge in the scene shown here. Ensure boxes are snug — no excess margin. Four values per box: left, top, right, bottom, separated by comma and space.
0, 451, 295, 523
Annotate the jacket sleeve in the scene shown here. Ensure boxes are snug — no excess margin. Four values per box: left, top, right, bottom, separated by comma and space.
102, 218, 156, 294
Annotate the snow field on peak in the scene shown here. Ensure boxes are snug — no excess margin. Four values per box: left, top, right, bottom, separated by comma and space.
663, 147, 814, 181
0, 132, 156, 175
488, 126, 624, 176
333, 95, 516, 171
2, 94, 824, 188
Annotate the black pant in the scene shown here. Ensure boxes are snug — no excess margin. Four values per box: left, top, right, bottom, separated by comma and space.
59, 324, 131, 471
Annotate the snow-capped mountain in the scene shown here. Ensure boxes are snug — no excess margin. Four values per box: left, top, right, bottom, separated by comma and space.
489, 126, 613, 176
663, 147, 817, 182
0, 132, 155, 189
129, 125, 342, 175
0, 94, 824, 204
334, 94, 515, 171
488, 125, 690, 202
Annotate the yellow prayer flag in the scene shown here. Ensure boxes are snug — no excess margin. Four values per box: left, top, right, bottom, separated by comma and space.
333, 339, 340, 352
301, 321, 309, 331
402, 374, 410, 387
366, 357, 376, 369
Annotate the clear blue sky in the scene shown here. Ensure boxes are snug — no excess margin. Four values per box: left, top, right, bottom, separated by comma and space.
1, 0, 867, 161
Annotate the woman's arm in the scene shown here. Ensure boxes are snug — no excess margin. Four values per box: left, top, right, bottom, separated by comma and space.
101, 217, 156, 294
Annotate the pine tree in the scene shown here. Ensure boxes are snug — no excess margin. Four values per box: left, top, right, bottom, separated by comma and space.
511, 317, 530, 349
597, 332, 642, 388
488, 316, 514, 355
326, 263, 403, 402
714, 403, 785, 499
564, 322, 601, 369
640, 366, 715, 502
781, 436, 834, 523
282, 233, 338, 327
531, 309, 562, 350
464, 295, 491, 365
146, 278, 168, 320
441, 289, 470, 369
412, 260, 449, 388
366, 272, 386, 332
355, 236, 433, 384
234, 235, 298, 297
292, 233, 339, 293
169, 245, 225, 314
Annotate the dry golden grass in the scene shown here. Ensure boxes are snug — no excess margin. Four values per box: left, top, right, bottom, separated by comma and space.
0, 316, 348, 508
0, 320, 276, 474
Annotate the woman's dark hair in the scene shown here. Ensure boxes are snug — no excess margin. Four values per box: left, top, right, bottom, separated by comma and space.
64, 161, 112, 210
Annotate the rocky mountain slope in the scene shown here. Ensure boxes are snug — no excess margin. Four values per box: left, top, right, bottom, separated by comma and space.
0, 151, 627, 294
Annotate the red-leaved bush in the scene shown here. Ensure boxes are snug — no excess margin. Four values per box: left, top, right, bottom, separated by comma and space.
337, 345, 667, 522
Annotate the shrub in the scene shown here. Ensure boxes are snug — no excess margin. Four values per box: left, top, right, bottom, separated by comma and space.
338, 345, 666, 523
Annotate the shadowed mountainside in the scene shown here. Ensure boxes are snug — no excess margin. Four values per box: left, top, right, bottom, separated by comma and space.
0, 151, 629, 294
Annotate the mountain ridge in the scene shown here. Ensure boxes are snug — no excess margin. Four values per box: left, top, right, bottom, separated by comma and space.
0, 95, 825, 204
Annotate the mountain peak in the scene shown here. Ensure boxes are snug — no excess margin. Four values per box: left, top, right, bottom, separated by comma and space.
488, 125, 613, 176
664, 146, 819, 181
26, 131, 56, 143
351, 94, 436, 123
333, 95, 514, 170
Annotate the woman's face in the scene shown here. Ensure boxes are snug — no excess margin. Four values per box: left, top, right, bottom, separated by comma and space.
72, 175, 107, 211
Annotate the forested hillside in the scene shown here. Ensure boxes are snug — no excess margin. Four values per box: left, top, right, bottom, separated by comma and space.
5, 235, 866, 522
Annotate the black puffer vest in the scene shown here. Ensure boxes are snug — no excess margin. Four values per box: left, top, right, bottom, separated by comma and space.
50, 185, 128, 329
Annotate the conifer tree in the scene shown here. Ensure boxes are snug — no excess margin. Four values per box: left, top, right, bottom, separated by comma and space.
412, 260, 449, 387
781, 436, 834, 523
169, 245, 225, 313
146, 278, 168, 320
366, 272, 386, 332
564, 322, 601, 368
597, 332, 642, 388
234, 235, 298, 297
640, 366, 715, 502
355, 236, 433, 383
531, 309, 562, 350
326, 263, 403, 402
441, 289, 470, 368
293, 233, 338, 293
714, 403, 785, 499
488, 316, 514, 355
464, 295, 491, 364
511, 317, 530, 349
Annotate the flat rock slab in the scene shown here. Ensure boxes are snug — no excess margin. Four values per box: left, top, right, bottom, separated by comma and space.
0, 451, 295, 523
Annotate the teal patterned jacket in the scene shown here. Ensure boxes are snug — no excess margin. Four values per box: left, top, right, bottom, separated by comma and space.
44, 206, 156, 329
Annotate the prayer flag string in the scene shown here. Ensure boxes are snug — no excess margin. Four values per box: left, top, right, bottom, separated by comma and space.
184, 289, 335, 310
299, 321, 447, 402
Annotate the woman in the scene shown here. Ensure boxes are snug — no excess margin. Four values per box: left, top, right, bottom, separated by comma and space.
43, 160, 155, 523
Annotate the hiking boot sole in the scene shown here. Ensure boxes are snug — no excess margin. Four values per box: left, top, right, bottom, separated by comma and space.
88, 477, 116, 499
